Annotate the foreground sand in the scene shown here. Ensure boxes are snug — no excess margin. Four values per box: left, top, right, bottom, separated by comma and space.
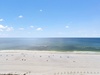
0, 50, 100, 75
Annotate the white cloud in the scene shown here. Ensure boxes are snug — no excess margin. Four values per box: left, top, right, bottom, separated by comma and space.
65, 22, 72, 28
0, 25, 14, 32
30, 26, 34, 28
0, 25, 7, 29
36, 27, 43, 31
6, 27, 13, 31
18, 15, 23, 18
65, 26, 69, 28
19, 28, 24, 30
40, 9, 43, 12
0, 19, 4, 22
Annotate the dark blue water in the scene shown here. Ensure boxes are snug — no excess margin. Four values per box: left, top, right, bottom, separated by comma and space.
0, 38, 100, 51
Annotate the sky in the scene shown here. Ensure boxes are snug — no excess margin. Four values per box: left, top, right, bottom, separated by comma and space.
0, 0, 100, 38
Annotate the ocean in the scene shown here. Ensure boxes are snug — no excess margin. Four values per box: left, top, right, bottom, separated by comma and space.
0, 38, 100, 51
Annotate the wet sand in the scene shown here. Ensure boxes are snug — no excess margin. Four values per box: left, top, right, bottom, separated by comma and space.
0, 50, 100, 75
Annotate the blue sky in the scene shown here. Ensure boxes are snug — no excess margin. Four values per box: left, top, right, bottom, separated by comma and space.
0, 0, 100, 37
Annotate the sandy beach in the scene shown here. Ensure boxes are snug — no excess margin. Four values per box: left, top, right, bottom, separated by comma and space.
0, 50, 100, 75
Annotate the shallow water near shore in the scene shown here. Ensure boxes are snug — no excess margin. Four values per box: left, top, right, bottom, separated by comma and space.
0, 38, 100, 52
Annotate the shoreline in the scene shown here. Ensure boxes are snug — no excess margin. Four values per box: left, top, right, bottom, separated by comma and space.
0, 50, 100, 54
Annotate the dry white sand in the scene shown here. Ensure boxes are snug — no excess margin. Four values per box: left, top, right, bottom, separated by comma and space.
0, 50, 100, 75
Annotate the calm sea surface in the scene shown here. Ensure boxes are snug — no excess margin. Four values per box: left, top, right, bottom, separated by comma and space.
0, 38, 100, 51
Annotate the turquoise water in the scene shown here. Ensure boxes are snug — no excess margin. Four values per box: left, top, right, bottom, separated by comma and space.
0, 38, 100, 51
